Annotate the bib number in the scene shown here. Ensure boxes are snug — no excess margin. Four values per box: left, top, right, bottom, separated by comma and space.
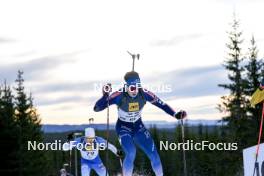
129, 102, 139, 112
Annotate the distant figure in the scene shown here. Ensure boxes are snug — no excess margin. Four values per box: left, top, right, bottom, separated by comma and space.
63, 128, 122, 176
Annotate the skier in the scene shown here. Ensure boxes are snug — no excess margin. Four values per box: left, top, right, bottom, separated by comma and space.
63, 127, 123, 176
94, 71, 187, 176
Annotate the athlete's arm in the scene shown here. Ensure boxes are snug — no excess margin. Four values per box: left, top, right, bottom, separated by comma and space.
96, 137, 118, 155
143, 90, 176, 117
93, 91, 121, 112
107, 143, 118, 155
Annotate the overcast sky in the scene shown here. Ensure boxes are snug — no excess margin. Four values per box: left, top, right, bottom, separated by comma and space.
0, 0, 264, 124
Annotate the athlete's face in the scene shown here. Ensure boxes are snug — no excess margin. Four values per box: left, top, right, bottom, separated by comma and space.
127, 85, 138, 97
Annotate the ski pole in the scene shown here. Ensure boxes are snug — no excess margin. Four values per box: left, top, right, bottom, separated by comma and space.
67, 133, 73, 174
180, 118, 187, 176
69, 149, 72, 174
105, 83, 111, 176
119, 157, 123, 176
73, 133, 82, 176
253, 102, 264, 176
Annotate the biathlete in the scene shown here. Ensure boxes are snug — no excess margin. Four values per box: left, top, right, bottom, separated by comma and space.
63, 127, 123, 176
94, 71, 187, 176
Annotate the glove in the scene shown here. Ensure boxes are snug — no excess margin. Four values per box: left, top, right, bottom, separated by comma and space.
175, 110, 187, 119
67, 133, 74, 141
102, 83, 112, 96
116, 149, 124, 158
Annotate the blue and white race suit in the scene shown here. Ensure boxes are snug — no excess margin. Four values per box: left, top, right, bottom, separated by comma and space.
94, 88, 176, 176
64, 136, 117, 176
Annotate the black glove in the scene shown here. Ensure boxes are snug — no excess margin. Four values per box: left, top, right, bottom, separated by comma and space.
67, 133, 74, 141
102, 83, 112, 96
175, 110, 187, 119
116, 149, 124, 158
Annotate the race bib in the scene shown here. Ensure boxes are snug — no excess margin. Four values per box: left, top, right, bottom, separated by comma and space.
129, 102, 139, 112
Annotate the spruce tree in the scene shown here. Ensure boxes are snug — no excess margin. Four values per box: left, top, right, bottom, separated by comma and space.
0, 81, 19, 174
14, 70, 47, 176
218, 15, 246, 122
245, 36, 262, 95
218, 15, 246, 174
244, 35, 264, 146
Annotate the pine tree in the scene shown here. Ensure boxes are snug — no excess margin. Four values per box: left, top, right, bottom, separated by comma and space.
218, 15, 246, 123
0, 81, 19, 174
245, 36, 262, 95
218, 15, 246, 174
244, 35, 264, 146
14, 70, 47, 176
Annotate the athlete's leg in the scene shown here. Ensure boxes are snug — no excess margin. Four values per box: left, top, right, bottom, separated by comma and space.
116, 121, 137, 176
118, 132, 137, 176
134, 127, 163, 176
90, 162, 107, 176
81, 159, 91, 176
